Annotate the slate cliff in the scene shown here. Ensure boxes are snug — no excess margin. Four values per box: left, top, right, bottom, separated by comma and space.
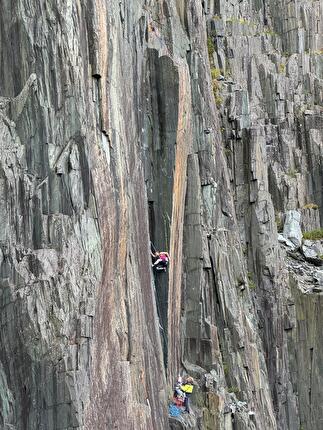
0, 1, 322, 429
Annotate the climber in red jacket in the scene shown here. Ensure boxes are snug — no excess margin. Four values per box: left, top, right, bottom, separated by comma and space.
151, 251, 170, 272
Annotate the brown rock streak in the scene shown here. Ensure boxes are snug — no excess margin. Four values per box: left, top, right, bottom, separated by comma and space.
168, 62, 192, 383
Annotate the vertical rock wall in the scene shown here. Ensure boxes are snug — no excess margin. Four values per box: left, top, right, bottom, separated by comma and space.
0, 0, 322, 429
204, 0, 323, 429
0, 1, 168, 429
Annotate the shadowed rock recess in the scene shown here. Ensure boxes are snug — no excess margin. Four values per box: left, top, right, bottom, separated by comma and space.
0, 0, 322, 429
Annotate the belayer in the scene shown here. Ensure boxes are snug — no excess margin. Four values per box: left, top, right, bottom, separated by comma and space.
180, 376, 194, 413
173, 375, 194, 413
173, 376, 185, 407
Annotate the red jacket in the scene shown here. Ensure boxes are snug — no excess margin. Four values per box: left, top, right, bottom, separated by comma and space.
160, 253, 169, 262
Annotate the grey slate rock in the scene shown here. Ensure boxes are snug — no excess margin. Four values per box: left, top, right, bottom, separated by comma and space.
283, 210, 303, 248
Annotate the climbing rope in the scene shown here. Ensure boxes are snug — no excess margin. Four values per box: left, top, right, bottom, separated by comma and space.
154, 266, 167, 366
150, 242, 168, 366
154, 273, 168, 346
150, 241, 157, 254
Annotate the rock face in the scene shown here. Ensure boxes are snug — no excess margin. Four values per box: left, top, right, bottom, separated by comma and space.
0, 1, 322, 430
283, 210, 303, 248
0, 2, 168, 429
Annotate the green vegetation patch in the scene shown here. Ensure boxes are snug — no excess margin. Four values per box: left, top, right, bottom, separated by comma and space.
228, 386, 240, 394
211, 67, 221, 80
264, 27, 277, 36
247, 272, 256, 289
286, 168, 298, 179
214, 95, 223, 107
207, 36, 215, 58
303, 203, 319, 210
305, 49, 323, 56
223, 362, 229, 376
303, 228, 323, 240
210, 67, 223, 107
278, 63, 286, 74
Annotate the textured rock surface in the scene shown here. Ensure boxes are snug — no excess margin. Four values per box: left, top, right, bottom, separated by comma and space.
283, 210, 302, 248
205, 0, 323, 428
0, 1, 322, 430
0, 2, 168, 429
